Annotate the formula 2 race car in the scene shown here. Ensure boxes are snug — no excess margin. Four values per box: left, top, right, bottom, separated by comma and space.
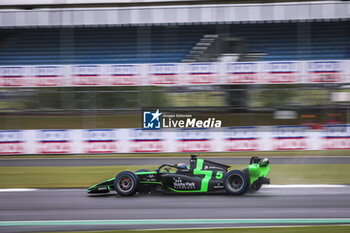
88, 155, 270, 196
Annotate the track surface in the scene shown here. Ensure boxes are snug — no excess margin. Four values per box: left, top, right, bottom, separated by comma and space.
1, 156, 350, 166
1, 186, 350, 232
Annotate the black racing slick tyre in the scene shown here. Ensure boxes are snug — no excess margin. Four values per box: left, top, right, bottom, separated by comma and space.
242, 168, 250, 187
224, 170, 248, 195
114, 171, 139, 196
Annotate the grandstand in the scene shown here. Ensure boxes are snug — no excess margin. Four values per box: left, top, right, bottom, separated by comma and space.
0, 27, 207, 65
0, 0, 349, 124
237, 21, 350, 61
0, 21, 349, 65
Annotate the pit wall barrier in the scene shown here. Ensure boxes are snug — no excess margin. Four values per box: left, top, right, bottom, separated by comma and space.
0, 125, 349, 155
1, 60, 350, 87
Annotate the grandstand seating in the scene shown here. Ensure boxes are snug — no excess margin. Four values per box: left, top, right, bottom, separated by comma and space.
0, 21, 348, 65
0, 26, 207, 65
233, 21, 350, 61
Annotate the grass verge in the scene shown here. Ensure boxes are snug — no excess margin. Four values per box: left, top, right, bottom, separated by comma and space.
0, 164, 349, 188
40, 225, 350, 233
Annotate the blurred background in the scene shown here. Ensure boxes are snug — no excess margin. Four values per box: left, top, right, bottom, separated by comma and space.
0, 2, 350, 233
0, 0, 349, 131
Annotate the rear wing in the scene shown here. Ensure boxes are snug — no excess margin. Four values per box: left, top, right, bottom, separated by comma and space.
250, 156, 269, 167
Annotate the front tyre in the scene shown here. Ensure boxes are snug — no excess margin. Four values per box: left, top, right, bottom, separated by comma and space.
114, 171, 138, 196
224, 170, 248, 195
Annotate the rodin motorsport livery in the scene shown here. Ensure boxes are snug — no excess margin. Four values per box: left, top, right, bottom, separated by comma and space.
88, 155, 270, 195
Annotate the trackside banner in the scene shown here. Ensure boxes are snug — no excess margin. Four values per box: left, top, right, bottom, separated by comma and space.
0, 125, 348, 154
0, 60, 349, 87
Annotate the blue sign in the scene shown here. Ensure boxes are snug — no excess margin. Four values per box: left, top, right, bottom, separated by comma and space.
143, 109, 162, 129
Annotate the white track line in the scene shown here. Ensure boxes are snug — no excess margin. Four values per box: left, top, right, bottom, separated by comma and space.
265, 184, 348, 188
139, 224, 350, 231
0, 188, 38, 192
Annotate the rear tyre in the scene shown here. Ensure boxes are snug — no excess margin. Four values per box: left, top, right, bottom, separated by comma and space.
224, 170, 248, 195
242, 168, 250, 187
114, 171, 138, 196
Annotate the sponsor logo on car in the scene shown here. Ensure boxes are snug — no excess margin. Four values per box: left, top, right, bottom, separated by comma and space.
173, 177, 195, 190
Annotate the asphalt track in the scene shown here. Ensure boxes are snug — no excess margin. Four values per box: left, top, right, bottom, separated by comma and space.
1, 156, 350, 167
1, 186, 350, 232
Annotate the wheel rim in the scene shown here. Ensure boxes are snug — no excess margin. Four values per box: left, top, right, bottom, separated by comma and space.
225, 173, 245, 193
117, 175, 134, 193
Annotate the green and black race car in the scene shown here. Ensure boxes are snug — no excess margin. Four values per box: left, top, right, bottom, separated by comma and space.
88, 154, 270, 196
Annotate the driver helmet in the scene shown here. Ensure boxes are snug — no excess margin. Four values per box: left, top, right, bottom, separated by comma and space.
177, 163, 187, 169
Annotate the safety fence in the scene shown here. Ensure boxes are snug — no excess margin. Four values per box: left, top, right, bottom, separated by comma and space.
0, 125, 349, 155
1, 60, 349, 87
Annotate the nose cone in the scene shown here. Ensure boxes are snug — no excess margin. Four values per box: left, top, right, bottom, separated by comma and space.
87, 178, 115, 193
88, 186, 110, 193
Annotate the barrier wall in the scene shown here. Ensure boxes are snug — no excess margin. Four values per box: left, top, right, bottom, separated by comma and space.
1, 60, 349, 87
0, 125, 349, 155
